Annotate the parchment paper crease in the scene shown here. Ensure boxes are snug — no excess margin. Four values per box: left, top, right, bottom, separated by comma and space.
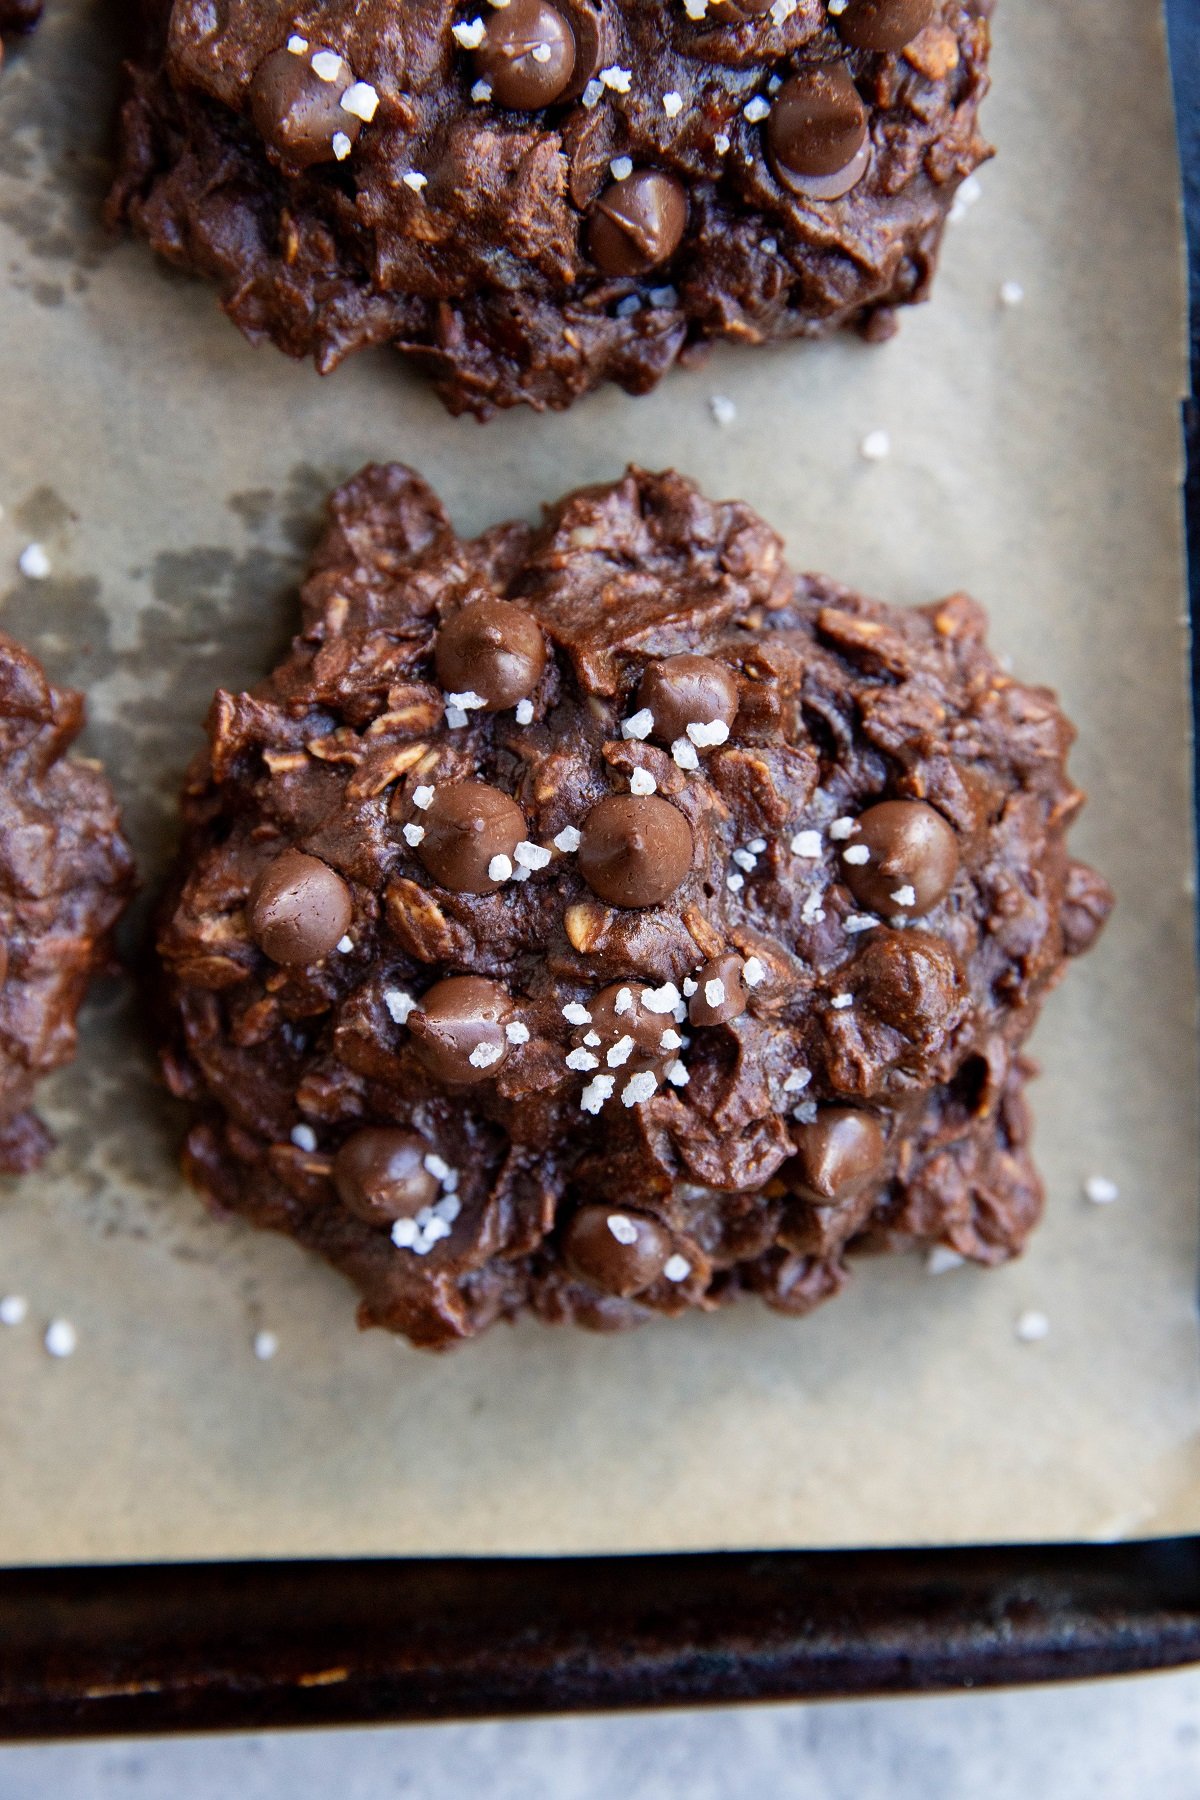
0, 0, 1194, 1559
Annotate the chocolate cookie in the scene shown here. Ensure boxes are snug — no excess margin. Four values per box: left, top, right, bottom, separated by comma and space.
157, 466, 1110, 1349
0, 633, 133, 1171
109, 0, 991, 418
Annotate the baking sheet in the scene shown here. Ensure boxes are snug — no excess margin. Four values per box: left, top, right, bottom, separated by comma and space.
0, 0, 1194, 1560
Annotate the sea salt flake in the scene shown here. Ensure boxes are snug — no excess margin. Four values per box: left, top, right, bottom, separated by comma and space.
45, 1318, 77, 1357
704, 978, 726, 1008
600, 64, 632, 92
607, 1214, 638, 1245
583, 1031, 601, 1047
470, 78, 493, 102
581, 78, 604, 107
791, 829, 822, 858
829, 817, 857, 840
672, 737, 700, 771
452, 17, 487, 47
660, 1028, 683, 1050
610, 155, 634, 180
859, 428, 891, 461
783, 1068, 811, 1093
830, 993, 853, 1010
747, 838, 767, 855
445, 705, 469, 729
391, 1218, 418, 1248
402, 822, 425, 846
686, 719, 729, 747
384, 989, 417, 1024
665, 1059, 690, 1087
505, 1020, 530, 1044
761, 236, 778, 254
682, 977, 698, 997
614, 987, 634, 1015
311, 49, 344, 82
341, 81, 379, 121
531, 40, 552, 60
792, 1099, 818, 1124
424, 1153, 453, 1181
630, 768, 657, 796
726, 873, 745, 893
770, 0, 797, 20
332, 131, 353, 160
290, 1124, 318, 1152
843, 844, 871, 865
642, 983, 681, 1014
622, 708, 655, 740
999, 278, 1025, 307
487, 854, 513, 882
622, 1071, 658, 1107
413, 785, 436, 810
567, 1048, 600, 1071
403, 170, 429, 192
684, 0, 707, 17
562, 1001, 592, 1025
713, 132, 730, 154
446, 689, 486, 710
0, 1295, 28, 1326
1015, 1310, 1050, 1343
434, 1194, 461, 1224
664, 1254, 691, 1282
890, 885, 917, 908
515, 840, 551, 869
287, 35, 309, 53
606, 1035, 635, 1068
469, 1041, 504, 1068
709, 393, 737, 427
743, 96, 770, 123
732, 848, 757, 872
663, 90, 683, 117
554, 826, 582, 853
648, 285, 677, 307
252, 1330, 278, 1361
1084, 1175, 1119, 1205
514, 698, 534, 724
743, 956, 766, 987
927, 1246, 965, 1275
580, 1074, 615, 1112
844, 914, 878, 933
336, 935, 353, 954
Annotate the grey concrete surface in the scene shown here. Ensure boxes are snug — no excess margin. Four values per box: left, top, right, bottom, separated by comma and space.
0, 1666, 1196, 1799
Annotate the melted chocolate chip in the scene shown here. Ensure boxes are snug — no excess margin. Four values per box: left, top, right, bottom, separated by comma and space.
576, 982, 677, 1075
415, 780, 526, 894
333, 1128, 438, 1225
790, 1107, 886, 1205
577, 794, 693, 908
474, 0, 576, 108
409, 975, 511, 1083
562, 1204, 671, 1296
637, 653, 739, 748
434, 598, 547, 710
688, 953, 748, 1027
842, 799, 959, 916
835, 0, 934, 52
249, 46, 362, 168
767, 68, 868, 193
588, 171, 688, 276
247, 849, 353, 965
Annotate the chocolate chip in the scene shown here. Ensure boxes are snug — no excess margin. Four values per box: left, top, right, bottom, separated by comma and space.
247, 849, 353, 965
588, 171, 688, 277
707, 0, 776, 15
434, 598, 547, 710
835, 0, 934, 52
415, 780, 526, 893
577, 794, 693, 908
249, 47, 362, 168
688, 953, 748, 1027
766, 68, 868, 195
790, 1107, 886, 1204
577, 982, 676, 1074
333, 1128, 438, 1226
562, 1204, 671, 1296
842, 800, 959, 916
409, 975, 512, 1084
637, 654, 739, 748
474, 0, 576, 108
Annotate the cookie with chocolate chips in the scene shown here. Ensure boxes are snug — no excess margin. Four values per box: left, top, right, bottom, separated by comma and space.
109, 0, 992, 418
158, 465, 1111, 1350
0, 633, 134, 1171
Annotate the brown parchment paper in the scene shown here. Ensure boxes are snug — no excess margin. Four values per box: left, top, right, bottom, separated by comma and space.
0, 0, 1193, 1562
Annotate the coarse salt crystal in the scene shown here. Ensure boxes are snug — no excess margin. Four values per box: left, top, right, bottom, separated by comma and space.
790, 829, 822, 858
859, 429, 891, 462
672, 738, 700, 772
505, 1020, 530, 1044
890, 885, 917, 908
446, 689, 486, 710
290, 1124, 317, 1152
1084, 1175, 1119, 1205
844, 914, 878, 933
684, 0, 707, 17
402, 822, 425, 846
829, 817, 857, 840
743, 956, 766, 986
665, 1059, 689, 1087
713, 132, 730, 155
385, 989, 417, 1024
287, 34, 309, 53
554, 826, 582, 853
340, 80, 379, 121
403, 170, 429, 192
470, 78, 493, 102
743, 96, 770, 122
18, 543, 50, 580
682, 977, 698, 997
1015, 1310, 1049, 1343
782, 1069, 811, 1093
704, 978, 726, 1008
581, 78, 604, 107
663, 1254, 691, 1282
452, 17, 487, 47
515, 840, 551, 869
252, 1329, 278, 1360
336, 935, 354, 954
726, 873, 745, 893
566, 1048, 600, 1071
792, 1099, 818, 1124
0, 1295, 28, 1326
606, 1035, 635, 1067
45, 1318, 77, 1358
630, 768, 657, 796
830, 993, 853, 1009
607, 1213, 638, 1245
600, 64, 632, 92
663, 91, 683, 117
641, 983, 680, 1014
613, 988, 634, 1015
999, 278, 1025, 307
514, 698, 534, 724
843, 844, 871, 865
622, 708, 655, 740
709, 394, 737, 428
310, 49, 343, 81
413, 784, 436, 809
562, 1002, 592, 1025
747, 838, 767, 855
445, 705, 469, 729
660, 1028, 683, 1051
332, 131, 353, 159
424, 1153, 454, 1181
487, 854, 513, 882
732, 847, 757, 872
580, 1074, 615, 1113
610, 155, 634, 181
927, 1246, 965, 1275
686, 719, 729, 747
469, 1041, 503, 1068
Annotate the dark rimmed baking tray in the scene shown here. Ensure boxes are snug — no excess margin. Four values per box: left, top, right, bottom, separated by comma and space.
0, 2, 1196, 1742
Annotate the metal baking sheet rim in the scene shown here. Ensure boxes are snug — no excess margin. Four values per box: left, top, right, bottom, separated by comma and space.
0, 0, 1195, 1734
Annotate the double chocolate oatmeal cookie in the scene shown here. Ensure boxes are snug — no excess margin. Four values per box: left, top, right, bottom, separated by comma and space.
157, 467, 1110, 1348
0, 634, 133, 1171
110, 0, 991, 416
